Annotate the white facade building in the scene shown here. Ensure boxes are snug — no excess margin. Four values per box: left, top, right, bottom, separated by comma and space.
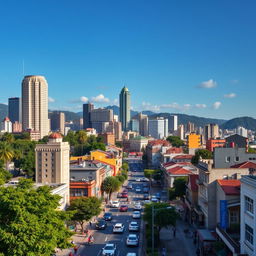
168, 115, 178, 132
240, 175, 256, 256
237, 126, 248, 138
148, 118, 168, 139
1, 117, 12, 133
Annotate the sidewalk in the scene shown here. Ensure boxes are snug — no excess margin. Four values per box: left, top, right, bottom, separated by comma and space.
159, 219, 197, 256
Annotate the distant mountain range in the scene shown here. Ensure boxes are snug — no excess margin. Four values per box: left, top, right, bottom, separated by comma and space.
1, 103, 256, 130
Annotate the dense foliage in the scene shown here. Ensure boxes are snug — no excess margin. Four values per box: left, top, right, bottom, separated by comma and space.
191, 149, 213, 164
166, 136, 184, 147
169, 177, 188, 200
0, 179, 72, 256
67, 197, 102, 233
101, 176, 121, 200
63, 130, 106, 156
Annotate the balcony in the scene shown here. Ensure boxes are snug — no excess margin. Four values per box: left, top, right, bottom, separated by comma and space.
216, 223, 240, 255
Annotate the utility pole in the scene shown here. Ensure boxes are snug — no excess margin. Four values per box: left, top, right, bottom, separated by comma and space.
152, 204, 154, 256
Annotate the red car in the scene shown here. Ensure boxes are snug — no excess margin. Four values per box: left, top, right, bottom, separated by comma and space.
121, 192, 128, 198
119, 205, 128, 212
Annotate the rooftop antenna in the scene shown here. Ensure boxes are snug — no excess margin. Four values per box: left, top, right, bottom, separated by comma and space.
22, 60, 25, 76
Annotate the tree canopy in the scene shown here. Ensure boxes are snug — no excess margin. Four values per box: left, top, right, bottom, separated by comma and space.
191, 149, 213, 164
67, 197, 102, 232
166, 136, 184, 147
101, 176, 121, 200
0, 178, 72, 256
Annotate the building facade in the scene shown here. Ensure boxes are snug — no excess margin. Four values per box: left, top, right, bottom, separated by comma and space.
22, 75, 49, 138
50, 111, 65, 135
83, 103, 94, 129
1, 117, 12, 133
148, 118, 168, 139
8, 97, 21, 123
168, 115, 178, 133
119, 86, 131, 131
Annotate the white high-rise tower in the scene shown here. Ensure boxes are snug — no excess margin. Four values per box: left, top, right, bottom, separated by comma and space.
22, 75, 49, 138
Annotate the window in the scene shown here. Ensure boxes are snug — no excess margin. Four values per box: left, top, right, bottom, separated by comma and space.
245, 224, 253, 245
229, 211, 239, 224
245, 196, 254, 214
225, 156, 231, 162
235, 156, 239, 162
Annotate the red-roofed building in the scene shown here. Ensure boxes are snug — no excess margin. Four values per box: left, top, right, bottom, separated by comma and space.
215, 179, 241, 255
146, 139, 172, 168
173, 154, 193, 163
161, 147, 184, 163
231, 161, 256, 174
185, 174, 199, 225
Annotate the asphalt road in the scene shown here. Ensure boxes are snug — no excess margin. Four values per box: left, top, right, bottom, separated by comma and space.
79, 160, 145, 256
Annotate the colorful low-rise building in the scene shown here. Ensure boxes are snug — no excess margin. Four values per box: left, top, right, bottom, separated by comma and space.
206, 138, 226, 152
187, 133, 201, 154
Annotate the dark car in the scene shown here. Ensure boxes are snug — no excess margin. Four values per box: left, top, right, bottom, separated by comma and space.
143, 187, 149, 193
119, 205, 128, 212
95, 220, 107, 230
143, 183, 149, 187
155, 192, 161, 200
143, 193, 149, 200
103, 212, 113, 221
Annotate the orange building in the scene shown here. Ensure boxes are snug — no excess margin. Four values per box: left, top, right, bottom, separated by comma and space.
99, 132, 115, 145
206, 138, 226, 152
187, 133, 201, 149
70, 180, 96, 200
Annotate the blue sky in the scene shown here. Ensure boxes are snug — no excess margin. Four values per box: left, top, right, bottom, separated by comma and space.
0, 0, 255, 119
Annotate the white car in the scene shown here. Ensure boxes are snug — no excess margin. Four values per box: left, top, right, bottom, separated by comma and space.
151, 196, 159, 203
133, 202, 142, 211
102, 243, 117, 256
135, 187, 141, 192
110, 200, 120, 208
113, 223, 125, 233
129, 221, 139, 231
126, 234, 139, 246
136, 178, 140, 182
144, 200, 151, 205
126, 253, 137, 256
132, 211, 141, 219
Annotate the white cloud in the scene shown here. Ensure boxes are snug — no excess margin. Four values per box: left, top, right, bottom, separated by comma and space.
213, 101, 221, 109
161, 103, 180, 109
80, 96, 89, 102
183, 104, 191, 110
224, 93, 236, 98
48, 97, 55, 103
195, 104, 207, 109
199, 79, 217, 88
141, 102, 160, 111
113, 98, 119, 105
91, 94, 110, 103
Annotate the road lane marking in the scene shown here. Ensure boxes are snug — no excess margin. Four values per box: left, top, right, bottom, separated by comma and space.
97, 250, 101, 256
105, 236, 108, 241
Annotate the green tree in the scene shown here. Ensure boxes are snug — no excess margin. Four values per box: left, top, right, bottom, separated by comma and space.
76, 130, 87, 144
63, 130, 77, 146
67, 197, 102, 233
166, 136, 184, 147
144, 169, 157, 178
248, 147, 256, 153
101, 176, 121, 200
0, 161, 12, 185
0, 142, 14, 170
191, 149, 213, 164
173, 177, 188, 197
115, 141, 122, 148
115, 175, 126, 184
0, 178, 72, 256
39, 135, 49, 143
1, 132, 14, 143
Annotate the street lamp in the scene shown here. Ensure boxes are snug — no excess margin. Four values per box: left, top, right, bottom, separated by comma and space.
151, 205, 173, 255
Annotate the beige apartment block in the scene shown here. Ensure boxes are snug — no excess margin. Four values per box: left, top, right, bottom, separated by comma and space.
22, 75, 49, 138
35, 133, 70, 186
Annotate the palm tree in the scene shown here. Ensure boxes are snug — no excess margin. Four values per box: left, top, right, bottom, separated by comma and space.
0, 142, 14, 170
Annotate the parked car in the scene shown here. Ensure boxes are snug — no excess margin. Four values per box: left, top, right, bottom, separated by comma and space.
151, 196, 159, 203
110, 200, 120, 208
126, 234, 139, 247
119, 205, 128, 212
135, 187, 141, 193
103, 212, 113, 221
143, 187, 149, 193
155, 192, 161, 200
102, 243, 117, 256
126, 253, 137, 256
135, 178, 141, 182
96, 220, 107, 230
129, 221, 139, 231
113, 223, 125, 233
133, 202, 142, 211
121, 192, 128, 198
127, 184, 133, 189
143, 183, 149, 187
144, 200, 151, 204
132, 211, 141, 219
143, 194, 149, 200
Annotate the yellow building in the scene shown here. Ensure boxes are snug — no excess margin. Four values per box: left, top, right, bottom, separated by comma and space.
70, 149, 122, 176
187, 133, 201, 149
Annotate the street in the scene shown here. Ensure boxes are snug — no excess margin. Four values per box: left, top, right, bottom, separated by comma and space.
78, 160, 145, 256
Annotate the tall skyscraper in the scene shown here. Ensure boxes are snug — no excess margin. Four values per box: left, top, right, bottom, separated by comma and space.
8, 97, 22, 123
119, 86, 131, 131
148, 118, 168, 139
90, 108, 114, 133
22, 75, 49, 138
178, 124, 185, 140
83, 103, 94, 129
204, 123, 219, 141
50, 111, 65, 135
168, 115, 178, 132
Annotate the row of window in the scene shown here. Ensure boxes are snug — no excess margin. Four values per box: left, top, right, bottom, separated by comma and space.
245, 224, 253, 245
225, 156, 239, 162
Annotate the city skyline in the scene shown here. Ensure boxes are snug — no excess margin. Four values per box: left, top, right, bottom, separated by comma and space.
0, 1, 256, 119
